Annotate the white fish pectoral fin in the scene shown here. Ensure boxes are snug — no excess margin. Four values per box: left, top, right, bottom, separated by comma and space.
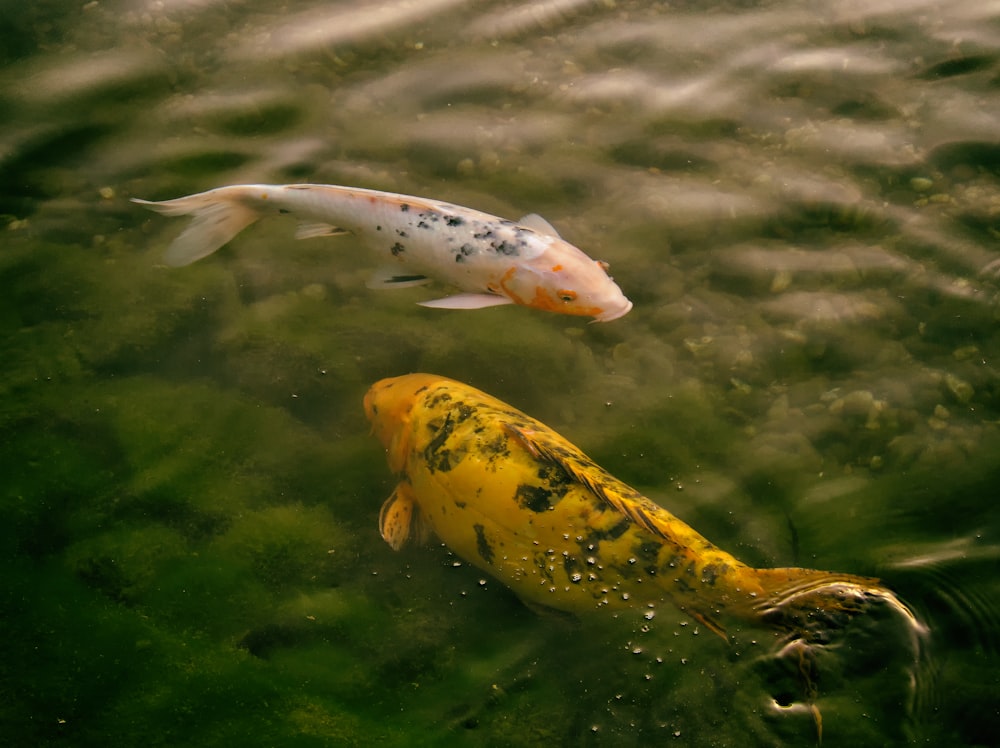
133, 194, 260, 267
366, 265, 432, 290
417, 293, 515, 310
295, 222, 350, 240
518, 213, 561, 238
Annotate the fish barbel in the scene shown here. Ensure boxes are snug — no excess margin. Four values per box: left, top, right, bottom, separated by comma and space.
133, 183, 632, 322
364, 373, 924, 643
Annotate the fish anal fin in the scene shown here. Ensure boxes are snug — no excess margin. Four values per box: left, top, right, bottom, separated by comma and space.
688, 609, 729, 642
379, 483, 419, 551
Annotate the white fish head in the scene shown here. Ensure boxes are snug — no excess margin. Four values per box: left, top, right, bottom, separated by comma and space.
498, 237, 633, 322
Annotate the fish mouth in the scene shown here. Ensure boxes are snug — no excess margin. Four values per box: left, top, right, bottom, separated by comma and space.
593, 299, 633, 322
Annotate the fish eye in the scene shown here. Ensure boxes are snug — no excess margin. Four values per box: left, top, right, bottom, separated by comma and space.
558, 289, 578, 302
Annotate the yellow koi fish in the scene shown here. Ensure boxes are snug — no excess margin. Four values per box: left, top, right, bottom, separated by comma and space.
364, 373, 923, 644
133, 184, 632, 321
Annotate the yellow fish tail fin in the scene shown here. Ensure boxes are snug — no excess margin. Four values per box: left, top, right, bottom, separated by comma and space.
749, 567, 924, 637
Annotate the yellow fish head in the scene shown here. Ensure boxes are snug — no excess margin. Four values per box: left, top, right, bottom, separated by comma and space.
364, 373, 442, 473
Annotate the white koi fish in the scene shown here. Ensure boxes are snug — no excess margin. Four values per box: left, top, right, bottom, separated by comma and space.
132, 184, 633, 321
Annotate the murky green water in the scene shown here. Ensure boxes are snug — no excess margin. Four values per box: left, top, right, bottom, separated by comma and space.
3, 0, 1000, 745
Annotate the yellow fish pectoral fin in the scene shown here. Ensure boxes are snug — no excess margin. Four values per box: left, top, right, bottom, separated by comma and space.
379, 483, 420, 551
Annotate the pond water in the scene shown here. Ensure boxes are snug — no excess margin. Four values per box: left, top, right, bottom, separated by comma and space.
3, 0, 1000, 745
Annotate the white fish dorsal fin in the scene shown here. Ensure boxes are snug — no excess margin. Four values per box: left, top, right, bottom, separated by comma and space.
366, 265, 432, 290
518, 213, 561, 238
417, 293, 515, 310
295, 222, 349, 240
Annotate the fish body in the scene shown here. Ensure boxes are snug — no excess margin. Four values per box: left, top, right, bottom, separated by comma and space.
365, 374, 923, 642
133, 184, 632, 322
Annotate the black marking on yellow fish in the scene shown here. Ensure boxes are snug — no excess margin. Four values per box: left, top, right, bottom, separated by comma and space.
474, 523, 494, 565
515, 483, 556, 513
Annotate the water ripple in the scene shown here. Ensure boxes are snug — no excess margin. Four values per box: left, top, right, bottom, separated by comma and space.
228, 0, 471, 61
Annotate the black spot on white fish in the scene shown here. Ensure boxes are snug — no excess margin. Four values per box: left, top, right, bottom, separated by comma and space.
400, 204, 410, 212
446, 215, 464, 226
396, 229, 408, 238
376, 225, 382, 231
455, 243, 476, 263
474, 524, 494, 565
391, 242, 405, 256
473, 229, 494, 240
417, 220, 430, 229
493, 241, 519, 256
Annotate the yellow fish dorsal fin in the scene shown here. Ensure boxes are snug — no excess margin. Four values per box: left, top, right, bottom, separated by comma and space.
502, 423, 676, 542
379, 482, 420, 551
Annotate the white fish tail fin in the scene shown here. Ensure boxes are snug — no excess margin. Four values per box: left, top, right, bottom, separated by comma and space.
132, 191, 260, 267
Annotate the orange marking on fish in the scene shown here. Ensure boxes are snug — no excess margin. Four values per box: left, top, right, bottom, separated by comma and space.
527, 285, 602, 316
497, 266, 524, 305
